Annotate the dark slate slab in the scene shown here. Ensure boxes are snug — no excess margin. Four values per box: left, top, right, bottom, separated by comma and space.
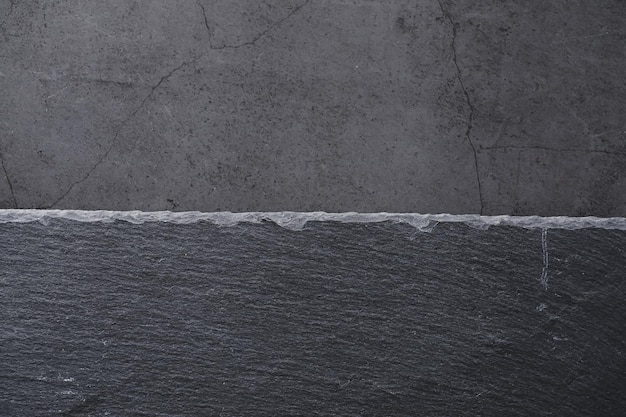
1, 215, 625, 416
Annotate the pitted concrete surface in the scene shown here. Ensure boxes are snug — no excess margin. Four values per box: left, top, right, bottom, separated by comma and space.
0, 0, 624, 215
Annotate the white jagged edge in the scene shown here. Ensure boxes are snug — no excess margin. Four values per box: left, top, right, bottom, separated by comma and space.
0, 210, 625, 231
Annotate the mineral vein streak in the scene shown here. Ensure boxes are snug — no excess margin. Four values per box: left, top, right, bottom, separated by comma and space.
540, 229, 549, 289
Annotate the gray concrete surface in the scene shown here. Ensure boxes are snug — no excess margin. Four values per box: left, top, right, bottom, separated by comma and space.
0, 0, 624, 215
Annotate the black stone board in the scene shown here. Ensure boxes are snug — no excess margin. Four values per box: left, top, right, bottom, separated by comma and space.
1, 218, 625, 416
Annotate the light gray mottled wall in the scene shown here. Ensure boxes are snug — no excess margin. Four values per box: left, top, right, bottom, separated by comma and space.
1, 0, 624, 215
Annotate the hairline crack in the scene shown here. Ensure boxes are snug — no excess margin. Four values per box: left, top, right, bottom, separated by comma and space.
209, 0, 311, 50
47, 59, 196, 208
0, 151, 18, 208
437, 0, 484, 215
48, 0, 313, 208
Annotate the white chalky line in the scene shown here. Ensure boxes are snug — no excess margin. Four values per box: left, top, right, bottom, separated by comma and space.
540, 229, 549, 289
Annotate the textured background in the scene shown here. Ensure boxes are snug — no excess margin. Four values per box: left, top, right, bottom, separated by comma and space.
2, 220, 625, 415
1, 0, 625, 215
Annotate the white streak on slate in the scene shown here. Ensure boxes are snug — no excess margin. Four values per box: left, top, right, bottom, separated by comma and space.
0, 210, 626, 231
540, 229, 549, 289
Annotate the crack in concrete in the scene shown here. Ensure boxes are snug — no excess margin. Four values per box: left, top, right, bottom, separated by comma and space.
437, 0, 484, 215
48, 1, 312, 208
482, 145, 626, 157
197, 1, 212, 43
47, 60, 195, 208
209, 0, 311, 50
0, 151, 18, 208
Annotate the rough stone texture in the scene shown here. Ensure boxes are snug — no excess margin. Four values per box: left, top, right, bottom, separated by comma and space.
0, 0, 624, 214
2, 219, 626, 415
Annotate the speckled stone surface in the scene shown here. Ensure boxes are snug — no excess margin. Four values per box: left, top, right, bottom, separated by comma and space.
1, 0, 624, 214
